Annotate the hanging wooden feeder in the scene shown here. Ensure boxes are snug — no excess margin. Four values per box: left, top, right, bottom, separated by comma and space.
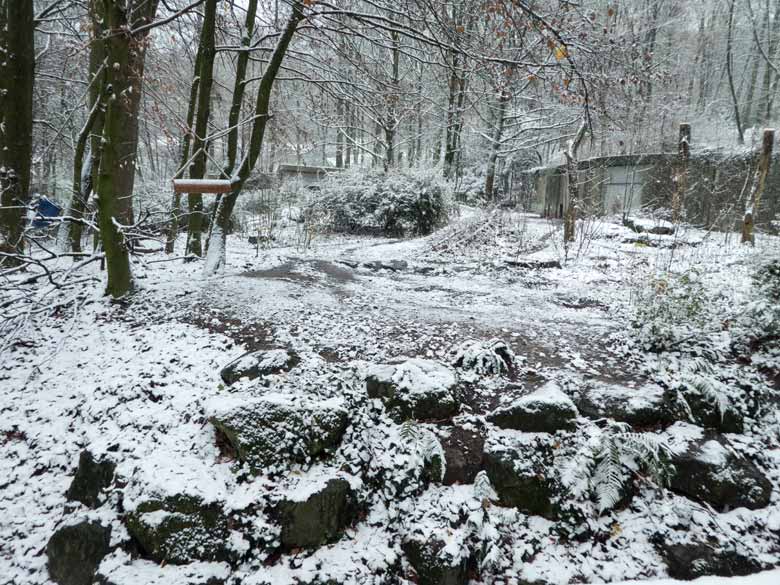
172, 178, 237, 194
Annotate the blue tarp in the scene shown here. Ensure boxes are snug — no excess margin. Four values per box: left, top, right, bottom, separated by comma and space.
32, 197, 62, 228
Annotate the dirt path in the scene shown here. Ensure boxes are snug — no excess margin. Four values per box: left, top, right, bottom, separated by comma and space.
187, 237, 639, 390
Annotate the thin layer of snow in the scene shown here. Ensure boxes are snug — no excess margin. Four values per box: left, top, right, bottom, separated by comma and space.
612, 569, 780, 585
519, 380, 575, 407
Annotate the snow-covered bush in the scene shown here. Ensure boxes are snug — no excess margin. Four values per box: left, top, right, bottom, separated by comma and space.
450, 338, 519, 377
732, 258, 780, 371
309, 169, 451, 237
453, 171, 487, 206
632, 270, 714, 351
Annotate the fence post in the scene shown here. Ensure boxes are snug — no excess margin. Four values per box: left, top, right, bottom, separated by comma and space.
742, 128, 776, 245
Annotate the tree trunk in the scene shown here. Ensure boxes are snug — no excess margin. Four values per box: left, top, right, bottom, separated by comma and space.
225, 0, 258, 176
384, 30, 400, 172
727, 0, 745, 144
484, 89, 509, 199
563, 120, 588, 245
758, 1, 780, 123
443, 50, 467, 179
672, 123, 691, 223
336, 98, 344, 168
0, 0, 34, 264
165, 44, 203, 254
68, 88, 105, 255
186, 0, 218, 258
204, 2, 305, 274
95, 0, 158, 297
742, 129, 775, 245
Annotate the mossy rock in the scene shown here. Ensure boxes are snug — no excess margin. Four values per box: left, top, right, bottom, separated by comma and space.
402, 537, 470, 585
488, 382, 578, 432
272, 478, 358, 550
366, 359, 459, 422
210, 394, 349, 474
47, 520, 111, 585
482, 448, 557, 519
124, 495, 234, 565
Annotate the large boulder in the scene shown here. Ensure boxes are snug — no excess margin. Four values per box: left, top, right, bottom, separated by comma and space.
402, 537, 470, 585
124, 495, 234, 565
366, 359, 459, 422
488, 382, 578, 432
575, 382, 675, 427
47, 520, 111, 585
482, 435, 557, 519
440, 426, 485, 486
665, 423, 772, 511
272, 477, 358, 550
66, 450, 116, 509
220, 349, 299, 385
654, 538, 762, 580
209, 393, 349, 474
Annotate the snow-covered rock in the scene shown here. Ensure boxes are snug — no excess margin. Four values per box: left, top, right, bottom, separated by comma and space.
365, 359, 459, 422
664, 423, 772, 511
482, 432, 558, 519
624, 216, 675, 235
402, 536, 470, 585
272, 476, 359, 550
575, 382, 675, 427
487, 382, 578, 432
219, 349, 299, 385
124, 494, 236, 565
654, 537, 763, 581
208, 392, 349, 474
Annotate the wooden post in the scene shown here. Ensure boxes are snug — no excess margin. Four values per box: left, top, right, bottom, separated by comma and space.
671, 123, 691, 224
742, 128, 776, 245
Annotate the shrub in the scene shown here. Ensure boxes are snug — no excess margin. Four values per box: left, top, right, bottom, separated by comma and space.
632, 270, 713, 351
309, 169, 451, 236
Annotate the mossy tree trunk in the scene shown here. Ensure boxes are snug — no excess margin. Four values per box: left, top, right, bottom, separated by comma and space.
0, 0, 34, 265
186, 0, 218, 258
95, 0, 158, 297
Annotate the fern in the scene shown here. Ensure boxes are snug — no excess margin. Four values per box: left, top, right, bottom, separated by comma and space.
400, 420, 446, 480
400, 419, 420, 443
593, 438, 629, 513
682, 374, 732, 422
582, 424, 673, 513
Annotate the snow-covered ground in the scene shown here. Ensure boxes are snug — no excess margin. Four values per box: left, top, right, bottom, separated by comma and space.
2, 212, 780, 585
